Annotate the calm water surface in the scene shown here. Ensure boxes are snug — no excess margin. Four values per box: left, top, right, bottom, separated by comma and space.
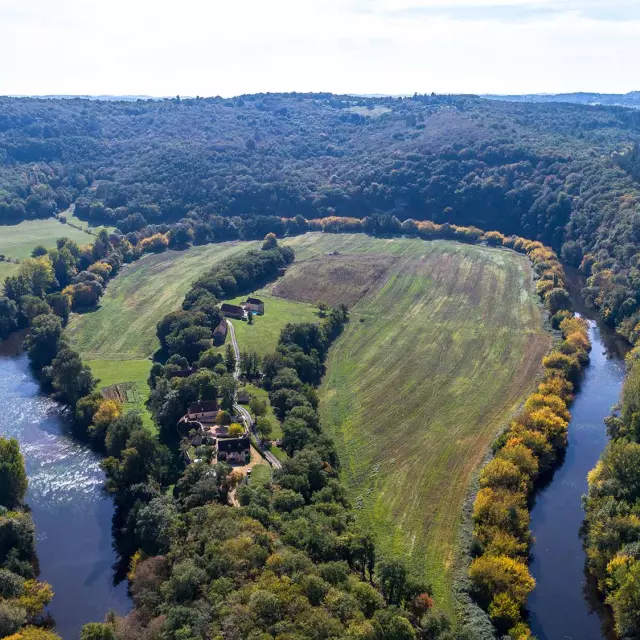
528, 321, 625, 639
0, 349, 130, 639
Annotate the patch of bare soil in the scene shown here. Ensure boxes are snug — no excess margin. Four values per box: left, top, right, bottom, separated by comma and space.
271, 253, 398, 307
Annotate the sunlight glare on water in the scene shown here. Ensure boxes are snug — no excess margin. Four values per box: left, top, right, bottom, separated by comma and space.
0, 352, 130, 639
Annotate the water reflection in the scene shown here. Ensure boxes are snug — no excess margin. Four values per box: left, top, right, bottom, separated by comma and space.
0, 352, 130, 639
528, 321, 624, 640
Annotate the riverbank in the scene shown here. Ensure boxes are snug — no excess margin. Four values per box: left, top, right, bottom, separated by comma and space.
527, 320, 624, 639
0, 350, 130, 638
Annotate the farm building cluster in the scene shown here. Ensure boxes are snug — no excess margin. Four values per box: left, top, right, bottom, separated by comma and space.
213, 298, 265, 345
179, 400, 251, 465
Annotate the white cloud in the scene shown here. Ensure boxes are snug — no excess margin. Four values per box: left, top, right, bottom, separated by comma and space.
0, 0, 637, 96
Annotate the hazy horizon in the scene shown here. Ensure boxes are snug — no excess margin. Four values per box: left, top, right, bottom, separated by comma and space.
1, 0, 638, 98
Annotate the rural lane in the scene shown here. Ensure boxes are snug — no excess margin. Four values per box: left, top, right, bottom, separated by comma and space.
226, 319, 283, 470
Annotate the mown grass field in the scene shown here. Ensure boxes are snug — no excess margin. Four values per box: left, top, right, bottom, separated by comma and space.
67, 241, 258, 426
225, 293, 319, 358
88, 359, 154, 430
277, 233, 550, 612
0, 218, 93, 281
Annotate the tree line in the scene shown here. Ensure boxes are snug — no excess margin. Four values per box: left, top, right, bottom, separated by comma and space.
1, 92, 640, 347
0, 437, 59, 639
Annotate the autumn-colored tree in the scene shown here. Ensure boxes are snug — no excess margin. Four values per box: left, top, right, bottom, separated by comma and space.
469, 554, 535, 608
524, 393, 570, 421
228, 423, 244, 437
473, 487, 529, 539
488, 592, 521, 632
18, 580, 54, 618
479, 458, 522, 492
89, 399, 122, 444
523, 406, 568, 450
215, 410, 232, 425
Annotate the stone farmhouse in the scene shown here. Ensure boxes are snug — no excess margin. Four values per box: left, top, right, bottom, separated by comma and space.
217, 437, 251, 464
187, 400, 218, 422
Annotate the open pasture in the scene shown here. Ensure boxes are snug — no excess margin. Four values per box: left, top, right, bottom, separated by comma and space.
67, 241, 259, 427
67, 241, 258, 361
277, 233, 550, 611
225, 293, 319, 358
0, 218, 92, 281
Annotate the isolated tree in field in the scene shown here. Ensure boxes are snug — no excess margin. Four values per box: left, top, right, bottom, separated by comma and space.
0, 437, 28, 509
225, 344, 236, 373
247, 312, 253, 325
31, 245, 48, 258
262, 232, 278, 250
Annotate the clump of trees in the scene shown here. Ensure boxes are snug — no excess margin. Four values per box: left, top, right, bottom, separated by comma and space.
468, 246, 591, 638
0, 437, 58, 639
584, 357, 640, 638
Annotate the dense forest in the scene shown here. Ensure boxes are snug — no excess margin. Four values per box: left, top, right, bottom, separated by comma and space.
2, 93, 640, 336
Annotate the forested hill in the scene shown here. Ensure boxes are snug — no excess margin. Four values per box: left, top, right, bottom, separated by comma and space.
484, 91, 640, 109
3, 92, 640, 331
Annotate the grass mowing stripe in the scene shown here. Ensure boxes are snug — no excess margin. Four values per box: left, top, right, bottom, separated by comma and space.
277, 234, 549, 614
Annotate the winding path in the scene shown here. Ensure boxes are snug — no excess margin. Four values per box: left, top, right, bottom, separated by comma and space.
226, 319, 282, 470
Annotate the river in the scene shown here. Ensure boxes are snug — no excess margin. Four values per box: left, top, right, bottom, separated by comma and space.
0, 340, 130, 639
527, 316, 626, 639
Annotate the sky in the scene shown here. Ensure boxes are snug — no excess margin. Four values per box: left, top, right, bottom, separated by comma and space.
1, 0, 639, 97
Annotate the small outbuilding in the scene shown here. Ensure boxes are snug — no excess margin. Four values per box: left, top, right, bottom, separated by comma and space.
221, 303, 245, 319
217, 437, 251, 464
213, 319, 228, 345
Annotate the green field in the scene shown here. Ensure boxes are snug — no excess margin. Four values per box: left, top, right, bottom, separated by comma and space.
61, 208, 116, 234
277, 233, 550, 612
226, 293, 319, 358
67, 241, 258, 360
88, 359, 154, 430
0, 218, 93, 281
67, 241, 259, 425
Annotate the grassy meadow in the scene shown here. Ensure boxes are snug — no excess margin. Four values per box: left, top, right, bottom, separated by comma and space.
225, 293, 319, 357
0, 218, 93, 281
67, 241, 259, 426
276, 233, 550, 612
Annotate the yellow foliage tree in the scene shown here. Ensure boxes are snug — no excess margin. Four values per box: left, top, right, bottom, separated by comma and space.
473, 487, 530, 539
469, 554, 535, 608
19, 256, 55, 297
481, 527, 528, 559
497, 443, 539, 484
505, 426, 554, 472
18, 580, 54, 618
228, 423, 245, 437
480, 459, 522, 492
523, 406, 568, 450
488, 592, 522, 631
89, 399, 122, 442
524, 393, 570, 421
4, 628, 62, 640
537, 375, 573, 401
